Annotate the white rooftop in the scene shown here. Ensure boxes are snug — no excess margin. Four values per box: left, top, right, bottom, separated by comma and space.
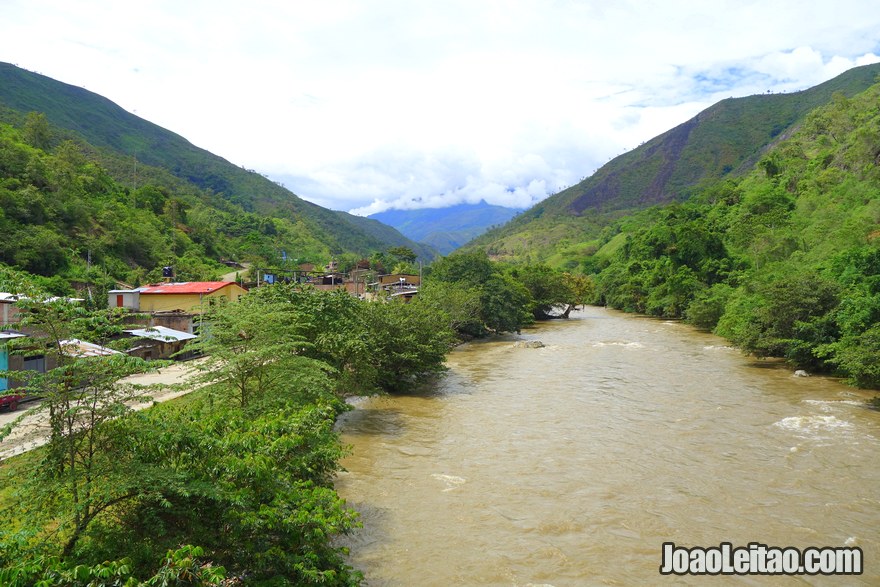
0, 330, 26, 340
124, 325, 197, 342
59, 339, 121, 358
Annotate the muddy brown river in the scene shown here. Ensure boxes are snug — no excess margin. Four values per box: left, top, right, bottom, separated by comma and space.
336, 307, 880, 585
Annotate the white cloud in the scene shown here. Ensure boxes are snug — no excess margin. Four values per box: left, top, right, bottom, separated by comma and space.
1, 0, 879, 215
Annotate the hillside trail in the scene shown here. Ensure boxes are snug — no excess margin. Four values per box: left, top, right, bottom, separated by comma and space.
220, 262, 250, 282
0, 358, 205, 460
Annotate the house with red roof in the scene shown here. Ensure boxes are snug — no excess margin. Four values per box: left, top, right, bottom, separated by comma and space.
108, 281, 248, 315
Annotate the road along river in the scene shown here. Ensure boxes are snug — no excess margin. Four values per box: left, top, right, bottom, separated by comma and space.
335, 306, 880, 585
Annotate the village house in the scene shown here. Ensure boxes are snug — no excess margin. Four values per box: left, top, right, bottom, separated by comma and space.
108, 281, 248, 334
109, 281, 248, 314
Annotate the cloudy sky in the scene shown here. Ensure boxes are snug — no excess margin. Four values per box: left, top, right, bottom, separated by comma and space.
2, 1, 879, 215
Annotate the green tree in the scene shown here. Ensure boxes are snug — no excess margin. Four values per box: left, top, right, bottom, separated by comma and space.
686, 283, 734, 329
428, 250, 494, 285
427, 250, 534, 335
361, 299, 454, 392
22, 112, 52, 151
480, 274, 533, 334
0, 545, 226, 587
566, 273, 595, 308
417, 280, 483, 337
716, 273, 840, 368
187, 290, 316, 407
510, 264, 575, 319
386, 245, 417, 264
259, 285, 378, 395
2, 294, 159, 557
822, 323, 880, 388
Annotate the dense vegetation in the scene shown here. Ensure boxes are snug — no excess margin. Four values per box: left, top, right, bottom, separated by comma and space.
419, 250, 592, 337
0, 114, 433, 299
0, 266, 469, 585
0, 115, 330, 290
587, 85, 880, 387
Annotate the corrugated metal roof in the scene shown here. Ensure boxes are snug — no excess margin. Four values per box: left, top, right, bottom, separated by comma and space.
138, 281, 239, 295
0, 330, 26, 340
0, 293, 83, 303
124, 325, 197, 342
59, 339, 121, 357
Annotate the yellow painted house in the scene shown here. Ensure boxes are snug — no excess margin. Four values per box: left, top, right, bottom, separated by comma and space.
110, 281, 248, 314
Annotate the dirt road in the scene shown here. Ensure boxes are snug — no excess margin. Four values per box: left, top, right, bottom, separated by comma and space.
220, 262, 250, 283
0, 359, 204, 460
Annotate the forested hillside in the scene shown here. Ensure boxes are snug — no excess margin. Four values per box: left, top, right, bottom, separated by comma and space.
588, 83, 880, 387
0, 62, 434, 273
0, 116, 335, 291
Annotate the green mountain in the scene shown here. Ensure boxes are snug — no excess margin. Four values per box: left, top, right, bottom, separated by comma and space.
0, 62, 434, 263
369, 201, 521, 255
470, 62, 880, 266
585, 79, 880, 387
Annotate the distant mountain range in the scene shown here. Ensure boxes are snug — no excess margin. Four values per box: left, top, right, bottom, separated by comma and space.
0, 62, 434, 262
468, 61, 880, 264
369, 201, 522, 255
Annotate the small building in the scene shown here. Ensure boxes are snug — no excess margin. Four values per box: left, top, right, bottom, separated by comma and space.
123, 325, 198, 361
378, 274, 421, 289
108, 289, 141, 311
321, 273, 346, 286
0, 294, 82, 394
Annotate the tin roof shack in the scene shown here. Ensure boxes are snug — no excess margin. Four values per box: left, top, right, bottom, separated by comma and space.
124, 326, 197, 361
1, 295, 92, 397
1, 336, 113, 398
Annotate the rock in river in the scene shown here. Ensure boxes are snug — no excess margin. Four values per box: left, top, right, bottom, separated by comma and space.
513, 340, 545, 348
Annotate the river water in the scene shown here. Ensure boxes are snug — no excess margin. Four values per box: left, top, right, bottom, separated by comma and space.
335, 307, 880, 585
